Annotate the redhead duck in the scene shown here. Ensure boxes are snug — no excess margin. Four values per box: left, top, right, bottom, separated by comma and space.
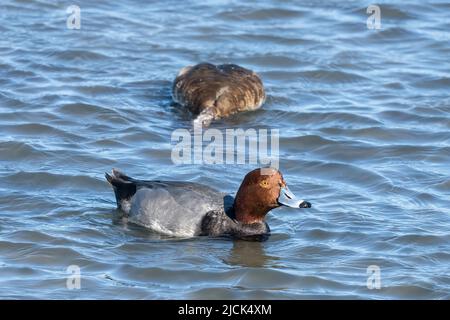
105, 168, 311, 241
172, 63, 266, 125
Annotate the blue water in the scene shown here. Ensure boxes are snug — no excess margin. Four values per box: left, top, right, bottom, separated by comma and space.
0, 0, 449, 299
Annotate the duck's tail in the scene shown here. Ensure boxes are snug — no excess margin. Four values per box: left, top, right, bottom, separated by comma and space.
105, 169, 137, 212
193, 108, 215, 127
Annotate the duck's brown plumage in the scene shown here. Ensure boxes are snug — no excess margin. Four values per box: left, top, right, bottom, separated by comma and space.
233, 168, 285, 224
172, 63, 265, 124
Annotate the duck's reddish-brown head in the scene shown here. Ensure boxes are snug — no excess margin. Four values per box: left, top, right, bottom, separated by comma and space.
233, 168, 311, 224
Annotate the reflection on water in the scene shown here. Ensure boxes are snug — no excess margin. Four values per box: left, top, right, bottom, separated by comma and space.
225, 241, 279, 268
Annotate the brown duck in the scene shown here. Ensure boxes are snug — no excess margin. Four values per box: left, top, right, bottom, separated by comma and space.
172, 63, 266, 125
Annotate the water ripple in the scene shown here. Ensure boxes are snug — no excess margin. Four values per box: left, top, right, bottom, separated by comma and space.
0, 0, 449, 299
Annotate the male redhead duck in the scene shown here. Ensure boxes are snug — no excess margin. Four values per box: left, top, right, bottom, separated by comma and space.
105, 168, 311, 241
172, 63, 266, 125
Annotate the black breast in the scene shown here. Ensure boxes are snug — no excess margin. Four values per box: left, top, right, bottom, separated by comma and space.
200, 208, 270, 241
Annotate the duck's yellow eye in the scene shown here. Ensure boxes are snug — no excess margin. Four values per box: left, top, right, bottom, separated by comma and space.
259, 180, 270, 188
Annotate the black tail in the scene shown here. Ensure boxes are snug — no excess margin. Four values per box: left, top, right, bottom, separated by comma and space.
105, 169, 137, 209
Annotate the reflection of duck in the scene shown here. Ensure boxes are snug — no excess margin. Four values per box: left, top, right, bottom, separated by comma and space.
225, 240, 279, 268
172, 63, 266, 125
105, 168, 311, 241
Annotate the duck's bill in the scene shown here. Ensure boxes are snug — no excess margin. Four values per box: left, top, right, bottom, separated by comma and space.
278, 186, 311, 208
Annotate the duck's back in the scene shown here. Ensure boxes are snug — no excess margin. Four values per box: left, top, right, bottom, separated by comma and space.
105, 170, 227, 237
129, 181, 226, 237
172, 63, 265, 121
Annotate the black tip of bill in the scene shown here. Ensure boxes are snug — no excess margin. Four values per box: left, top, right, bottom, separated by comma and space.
299, 201, 312, 208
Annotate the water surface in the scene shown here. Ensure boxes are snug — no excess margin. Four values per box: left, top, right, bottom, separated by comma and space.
0, 0, 449, 299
